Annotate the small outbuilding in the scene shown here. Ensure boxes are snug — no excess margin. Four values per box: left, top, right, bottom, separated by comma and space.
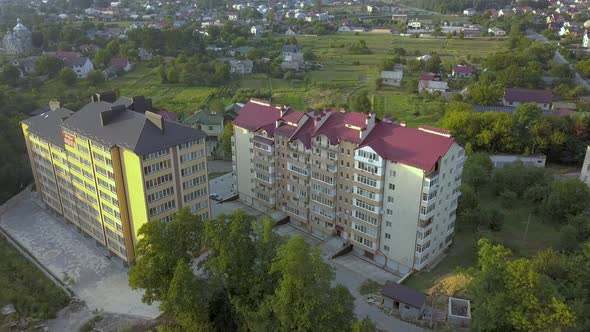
448, 297, 471, 327
381, 281, 426, 320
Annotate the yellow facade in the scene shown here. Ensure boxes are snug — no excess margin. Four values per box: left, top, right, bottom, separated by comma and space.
21, 123, 210, 264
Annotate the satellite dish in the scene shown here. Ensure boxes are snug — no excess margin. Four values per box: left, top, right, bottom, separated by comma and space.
584, 20, 590, 29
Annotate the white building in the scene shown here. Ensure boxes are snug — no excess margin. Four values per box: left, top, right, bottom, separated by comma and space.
381, 68, 403, 87
232, 100, 464, 273
2, 18, 33, 55
463, 8, 476, 16
251, 25, 264, 35
580, 147, 590, 186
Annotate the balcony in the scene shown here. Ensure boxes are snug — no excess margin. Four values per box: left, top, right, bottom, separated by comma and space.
327, 164, 337, 173
418, 217, 433, 228
420, 207, 436, 221
423, 174, 439, 193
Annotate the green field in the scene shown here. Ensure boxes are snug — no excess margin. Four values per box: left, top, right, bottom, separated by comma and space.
0, 235, 69, 326
404, 188, 561, 292
32, 65, 216, 115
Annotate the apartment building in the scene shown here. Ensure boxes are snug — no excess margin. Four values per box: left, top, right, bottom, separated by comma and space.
232, 99, 464, 273
21, 93, 209, 264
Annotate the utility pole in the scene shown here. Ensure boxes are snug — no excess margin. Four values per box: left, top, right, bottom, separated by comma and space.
523, 212, 531, 242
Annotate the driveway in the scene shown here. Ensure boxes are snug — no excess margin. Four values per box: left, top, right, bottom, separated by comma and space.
0, 195, 160, 319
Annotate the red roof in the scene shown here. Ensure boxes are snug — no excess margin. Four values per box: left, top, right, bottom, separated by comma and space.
290, 116, 315, 148
420, 73, 436, 81
313, 111, 369, 144
232, 100, 281, 136
158, 110, 178, 121
452, 65, 474, 74
360, 122, 455, 171
110, 57, 129, 69
504, 88, 553, 104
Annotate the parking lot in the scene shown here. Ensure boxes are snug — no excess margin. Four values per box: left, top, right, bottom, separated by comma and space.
0, 194, 159, 319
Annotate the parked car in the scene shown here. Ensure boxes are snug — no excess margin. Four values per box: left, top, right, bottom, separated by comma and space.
210, 193, 222, 201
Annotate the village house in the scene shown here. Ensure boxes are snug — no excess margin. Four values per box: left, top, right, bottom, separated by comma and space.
281, 44, 304, 71
502, 88, 553, 111
110, 57, 133, 72
45, 51, 94, 78
229, 59, 253, 75
380, 66, 403, 87
285, 28, 298, 36
463, 8, 476, 16
452, 65, 475, 78
418, 73, 448, 94
488, 27, 506, 36
251, 25, 264, 36
137, 48, 153, 61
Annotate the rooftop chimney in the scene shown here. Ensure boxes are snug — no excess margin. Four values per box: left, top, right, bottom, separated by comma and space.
132, 96, 148, 114
400, 120, 407, 127
100, 105, 125, 127
145, 111, 165, 133
49, 100, 61, 111
93, 91, 117, 103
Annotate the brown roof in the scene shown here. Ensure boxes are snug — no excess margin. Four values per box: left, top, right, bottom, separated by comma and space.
381, 281, 426, 308
504, 88, 553, 104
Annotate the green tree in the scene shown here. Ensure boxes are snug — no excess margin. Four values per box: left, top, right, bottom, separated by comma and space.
204, 212, 282, 329
352, 317, 377, 331
58, 67, 77, 85
545, 179, 590, 221
461, 153, 492, 189
0, 64, 20, 86
349, 90, 371, 113
129, 208, 204, 304
35, 55, 64, 77
87, 69, 104, 85
219, 122, 233, 159
161, 260, 211, 331
267, 236, 356, 331
94, 49, 112, 69
470, 239, 575, 331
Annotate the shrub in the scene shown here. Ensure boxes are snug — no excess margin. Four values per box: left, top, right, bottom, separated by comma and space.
481, 208, 504, 231
524, 184, 547, 203
500, 190, 518, 208
557, 225, 578, 252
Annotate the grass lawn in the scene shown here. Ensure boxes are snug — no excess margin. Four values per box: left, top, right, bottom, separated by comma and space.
404, 188, 561, 292
0, 235, 69, 325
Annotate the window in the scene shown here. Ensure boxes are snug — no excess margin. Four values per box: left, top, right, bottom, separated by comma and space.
184, 187, 207, 202
311, 171, 334, 185
385, 221, 392, 227
353, 222, 377, 237
385, 233, 391, 239
354, 199, 376, 213
147, 187, 175, 203
357, 149, 378, 161
181, 162, 206, 176
180, 149, 204, 163
145, 173, 173, 189
355, 174, 377, 188
311, 193, 334, 208
149, 199, 176, 216
354, 210, 377, 225
356, 161, 378, 174
354, 186, 377, 200
383, 245, 390, 252
288, 163, 308, 176
143, 148, 170, 161
179, 139, 203, 150
255, 172, 271, 183
182, 175, 207, 190
143, 160, 171, 175
388, 183, 395, 190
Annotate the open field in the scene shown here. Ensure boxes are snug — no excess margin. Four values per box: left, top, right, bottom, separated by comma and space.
404, 188, 561, 292
31, 64, 216, 114
0, 234, 69, 326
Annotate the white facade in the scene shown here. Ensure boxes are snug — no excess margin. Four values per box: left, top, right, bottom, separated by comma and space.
580, 146, 590, 186
72, 58, 94, 78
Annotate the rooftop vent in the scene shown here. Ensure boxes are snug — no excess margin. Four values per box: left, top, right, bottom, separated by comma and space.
100, 105, 125, 127
92, 91, 117, 103
145, 111, 165, 133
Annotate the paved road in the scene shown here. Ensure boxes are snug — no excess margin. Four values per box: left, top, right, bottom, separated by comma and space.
527, 29, 590, 91
0, 195, 160, 320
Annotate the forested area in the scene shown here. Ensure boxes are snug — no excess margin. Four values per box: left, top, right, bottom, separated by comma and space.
399, 0, 546, 14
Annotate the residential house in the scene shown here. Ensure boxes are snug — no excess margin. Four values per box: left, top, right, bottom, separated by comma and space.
138, 48, 153, 61
463, 8, 476, 16
46, 51, 94, 78
232, 99, 464, 272
11, 56, 40, 76
251, 25, 264, 35
228, 13, 239, 21
488, 27, 506, 36
381, 281, 426, 320
418, 73, 448, 94
224, 103, 244, 122
452, 65, 474, 78
183, 109, 225, 142
110, 57, 133, 72
408, 20, 422, 29
229, 59, 254, 75
489, 154, 546, 168
584, 30, 590, 48
285, 28, 298, 36
502, 88, 553, 111
380, 67, 403, 87
79, 44, 100, 53
281, 44, 304, 71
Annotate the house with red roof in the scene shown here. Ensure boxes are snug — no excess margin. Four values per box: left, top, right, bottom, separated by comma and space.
110, 57, 133, 72
452, 65, 474, 78
232, 99, 465, 273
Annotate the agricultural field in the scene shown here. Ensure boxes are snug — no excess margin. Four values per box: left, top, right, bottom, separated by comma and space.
238, 33, 505, 123
31, 64, 216, 115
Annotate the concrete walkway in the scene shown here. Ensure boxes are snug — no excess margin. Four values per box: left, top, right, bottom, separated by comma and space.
0, 196, 160, 319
